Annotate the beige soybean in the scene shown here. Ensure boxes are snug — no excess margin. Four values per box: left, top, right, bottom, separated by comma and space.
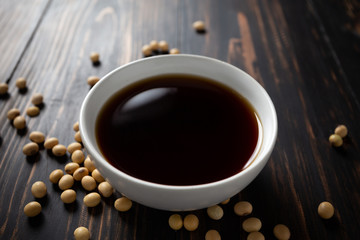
169, 48, 180, 54
83, 192, 101, 207
87, 76, 100, 87
329, 134, 343, 147
73, 167, 89, 181
75, 131, 82, 143
0, 83, 8, 94
31, 181, 47, 198
81, 176, 96, 191
74, 226, 90, 240
49, 169, 64, 184
142, 44, 152, 57
24, 201, 41, 217
114, 197, 132, 212
65, 162, 80, 174
247, 232, 265, 240
26, 106, 40, 117
73, 121, 79, 132
334, 124, 348, 138
14, 116, 26, 129
52, 144, 67, 156
242, 217, 262, 233
193, 20, 205, 31
234, 201, 253, 216
58, 174, 74, 190
207, 205, 224, 220
149, 40, 159, 51
168, 214, 183, 230
273, 224, 290, 240
92, 169, 105, 183
23, 142, 39, 156
184, 214, 199, 231
29, 131, 45, 143
84, 156, 95, 172
318, 201, 335, 219
72, 150, 85, 164
7, 108, 20, 120
98, 181, 113, 197
31, 93, 43, 105
67, 142, 82, 154
61, 189, 77, 204
205, 230, 221, 240
158, 40, 169, 52
90, 52, 100, 63
44, 137, 59, 149
16, 77, 27, 89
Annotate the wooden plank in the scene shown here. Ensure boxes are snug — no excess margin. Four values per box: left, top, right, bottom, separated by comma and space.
0, 0, 50, 83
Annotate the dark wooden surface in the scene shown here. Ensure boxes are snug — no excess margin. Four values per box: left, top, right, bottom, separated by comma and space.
1, 0, 360, 239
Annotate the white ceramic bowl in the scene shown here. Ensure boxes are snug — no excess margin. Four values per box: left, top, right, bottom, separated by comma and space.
80, 54, 277, 211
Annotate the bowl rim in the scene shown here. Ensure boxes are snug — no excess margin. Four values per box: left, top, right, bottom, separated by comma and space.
80, 54, 278, 191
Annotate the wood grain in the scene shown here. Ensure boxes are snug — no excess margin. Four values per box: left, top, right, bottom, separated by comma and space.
1, 0, 360, 239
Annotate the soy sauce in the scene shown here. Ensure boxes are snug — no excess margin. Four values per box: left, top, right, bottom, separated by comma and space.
96, 74, 259, 185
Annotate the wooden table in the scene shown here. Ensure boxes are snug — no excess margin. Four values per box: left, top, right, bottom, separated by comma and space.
1, 0, 360, 239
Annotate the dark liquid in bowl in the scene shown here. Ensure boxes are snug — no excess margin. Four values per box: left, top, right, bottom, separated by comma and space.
95, 74, 259, 185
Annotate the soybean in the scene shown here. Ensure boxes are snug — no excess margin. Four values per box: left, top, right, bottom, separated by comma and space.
52, 144, 67, 156
149, 40, 159, 51
61, 189, 77, 204
58, 174, 74, 190
205, 230, 221, 240
24, 201, 41, 217
7, 108, 20, 120
15, 77, 26, 89
98, 181, 113, 197
207, 205, 224, 220
74, 131, 82, 143
114, 197, 132, 212
83, 192, 101, 207
169, 48, 180, 54
49, 169, 64, 184
92, 169, 105, 183
72, 150, 85, 164
234, 201, 253, 216
168, 214, 183, 230
29, 131, 45, 143
81, 176, 97, 191
184, 214, 199, 231
273, 224, 290, 240
90, 52, 100, 63
221, 198, 230, 205
318, 201, 335, 219
31, 93, 43, 105
65, 162, 80, 174
158, 40, 169, 52
31, 181, 47, 198
73, 167, 89, 181
44, 137, 59, 149
0, 83, 8, 94
67, 142, 82, 154
334, 125, 348, 138
26, 106, 40, 117
23, 142, 39, 156
13, 116, 26, 129
329, 134, 343, 147
247, 232, 265, 240
73, 121, 79, 132
84, 156, 95, 172
74, 226, 90, 240
87, 76, 100, 87
192, 20, 205, 31
242, 217, 262, 233
142, 44, 152, 57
